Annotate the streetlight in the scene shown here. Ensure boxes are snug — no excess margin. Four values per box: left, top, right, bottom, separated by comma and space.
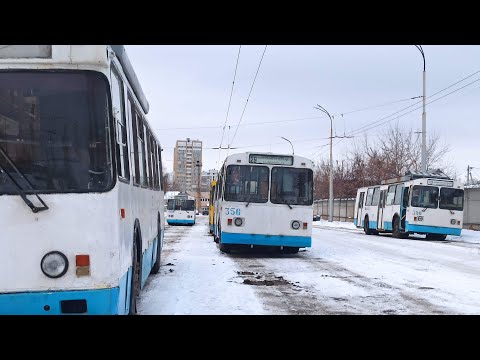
280, 136, 294, 155
313, 104, 333, 222
415, 45, 427, 173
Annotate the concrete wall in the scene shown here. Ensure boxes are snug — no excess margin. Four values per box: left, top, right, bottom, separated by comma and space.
464, 187, 480, 230
314, 198, 356, 222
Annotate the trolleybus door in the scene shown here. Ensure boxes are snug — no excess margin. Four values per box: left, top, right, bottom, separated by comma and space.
356, 192, 365, 227
377, 190, 386, 230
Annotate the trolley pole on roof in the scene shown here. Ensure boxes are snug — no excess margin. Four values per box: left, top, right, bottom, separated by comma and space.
314, 104, 334, 222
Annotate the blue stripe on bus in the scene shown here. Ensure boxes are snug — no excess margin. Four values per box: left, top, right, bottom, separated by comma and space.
405, 222, 461, 236
221, 232, 311, 247
353, 219, 357, 226
167, 219, 195, 225
384, 221, 393, 231
369, 221, 377, 230
0, 287, 121, 315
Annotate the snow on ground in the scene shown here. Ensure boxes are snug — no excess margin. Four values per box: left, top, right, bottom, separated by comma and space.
138, 216, 480, 315
449, 229, 480, 244
138, 216, 265, 315
308, 221, 480, 313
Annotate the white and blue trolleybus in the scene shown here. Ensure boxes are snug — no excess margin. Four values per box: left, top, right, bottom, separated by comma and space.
353, 170, 464, 240
0, 45, 165, 314
212, 152, 314, 253
166, 193, 196, 225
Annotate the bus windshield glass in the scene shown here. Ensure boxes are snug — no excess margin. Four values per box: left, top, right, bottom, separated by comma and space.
167, 198, 195, 211
439, 187, 464, 211
410, 185, 438, 209
0, 71, 113, 194
224, 165, 269, 203
271, 167, 313, 206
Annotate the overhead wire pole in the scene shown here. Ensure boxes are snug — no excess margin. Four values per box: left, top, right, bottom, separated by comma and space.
314, 104, 334, 222
415, 45, 427, 173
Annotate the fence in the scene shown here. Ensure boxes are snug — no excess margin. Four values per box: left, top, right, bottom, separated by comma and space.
314, 198, 356, 222
464, 187, 480, 230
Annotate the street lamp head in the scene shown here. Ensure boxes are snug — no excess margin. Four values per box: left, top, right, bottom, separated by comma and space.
415, 45, 426, 71
279, 136, 294, 155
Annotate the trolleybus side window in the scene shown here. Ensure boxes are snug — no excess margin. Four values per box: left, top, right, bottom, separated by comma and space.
151, 134, 158, 190
365, 188, 374, 206
386, 185, 396, 205
130, 96, 140, 186
139, 121, 147, 187
372, 187, 380, 206
394, 184, 403, 205
145, 127, 152, 189
358, 192, 365, 208
157, 144, 163, 190
111, 67, 130, 181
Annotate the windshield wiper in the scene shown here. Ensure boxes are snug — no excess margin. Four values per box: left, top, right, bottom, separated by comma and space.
277, 194, 293, 209
0, 146, 49, 213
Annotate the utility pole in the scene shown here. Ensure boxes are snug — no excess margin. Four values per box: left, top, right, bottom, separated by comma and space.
196, 160, 202, 213
314, 104, 334, 222
415, 45, 427, 173
467, 165, 475, 185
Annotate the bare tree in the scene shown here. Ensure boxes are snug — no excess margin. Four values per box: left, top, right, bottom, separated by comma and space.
313, 122, 453, 199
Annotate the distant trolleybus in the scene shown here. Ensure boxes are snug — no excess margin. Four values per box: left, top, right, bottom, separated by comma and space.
353, 170, 464, 240
0, 45, 165, 314
212, 152, 314, 253
209, 179, 217, 234
166, 193, 196, 225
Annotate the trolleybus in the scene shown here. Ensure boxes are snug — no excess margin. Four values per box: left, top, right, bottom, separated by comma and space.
212, 152, 314, 253
0, 45, 165, 314
353, 170, 464, 240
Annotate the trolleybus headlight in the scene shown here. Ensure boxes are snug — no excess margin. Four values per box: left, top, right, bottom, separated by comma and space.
291, 220, 301, 230
234, 217, 243, 226
41, 251, 69, 279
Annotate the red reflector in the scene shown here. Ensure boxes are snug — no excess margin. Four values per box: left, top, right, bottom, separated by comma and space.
303, 222, 308, 229
227, 218, 232, 225
414, 217, 417, 221
120, 208, 126, 219
76, 255, 90, 267
457, 221, 460, 225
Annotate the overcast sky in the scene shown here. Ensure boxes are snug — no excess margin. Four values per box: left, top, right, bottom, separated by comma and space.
125, 45, 480, 181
